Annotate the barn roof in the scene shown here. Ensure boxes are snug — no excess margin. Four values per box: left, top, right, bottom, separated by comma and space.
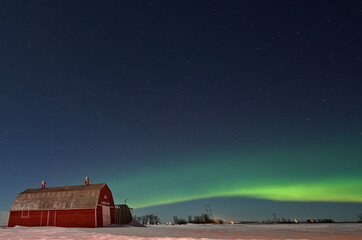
10, 183, 107, 211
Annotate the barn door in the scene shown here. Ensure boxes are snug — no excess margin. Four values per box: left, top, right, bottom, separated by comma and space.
41, 210, 48, 226
102, 206, 111, 226
41, 210, 56, 226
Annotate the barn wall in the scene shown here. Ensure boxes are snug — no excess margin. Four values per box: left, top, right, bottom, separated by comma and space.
98, 185, 115, 207
98, 185, 115, 225
9, 209, 96, 228
8, 210, 42, 227
56, 209, 96, 228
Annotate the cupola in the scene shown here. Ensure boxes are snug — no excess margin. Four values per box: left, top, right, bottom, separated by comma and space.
84, 176, 90, 186
41, 180, 46, 189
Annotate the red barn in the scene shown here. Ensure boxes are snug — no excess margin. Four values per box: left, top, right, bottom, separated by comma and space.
8, 178, 115, 228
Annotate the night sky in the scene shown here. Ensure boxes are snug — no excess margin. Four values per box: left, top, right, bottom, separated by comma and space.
0, 1, 361, 222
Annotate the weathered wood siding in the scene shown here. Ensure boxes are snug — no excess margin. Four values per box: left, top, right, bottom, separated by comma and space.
98, 185, 115, 224
8, 209, 96, 228
55, 209, 96, 228
115, 205, 133, 224
8, 210, 42, 227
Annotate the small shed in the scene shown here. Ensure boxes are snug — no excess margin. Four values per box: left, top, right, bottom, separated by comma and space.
8, 178, 115, 228
115, 204, 133, 224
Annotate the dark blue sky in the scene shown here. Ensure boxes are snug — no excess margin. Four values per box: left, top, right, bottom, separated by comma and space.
0, 1, 361, 222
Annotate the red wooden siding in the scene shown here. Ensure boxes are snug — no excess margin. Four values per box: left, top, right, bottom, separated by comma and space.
8, 209, 96, 228
98, 185, 115, 207
8, 210, 42, 227
98, 185, 116, 225
55, 209, 96, 228
48, 210, 56, 226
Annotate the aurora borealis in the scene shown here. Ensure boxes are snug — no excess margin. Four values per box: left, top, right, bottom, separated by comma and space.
0, 1, 361, 222
110, 137, 362, 208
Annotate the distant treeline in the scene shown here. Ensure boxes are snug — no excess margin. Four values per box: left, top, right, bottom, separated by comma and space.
133, 214, 160, 225
133, 212, 359, 225
173, 214, 223, 224
239, 218, 335, 224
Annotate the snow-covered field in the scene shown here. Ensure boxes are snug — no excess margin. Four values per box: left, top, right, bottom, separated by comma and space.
0, 223, 361, 240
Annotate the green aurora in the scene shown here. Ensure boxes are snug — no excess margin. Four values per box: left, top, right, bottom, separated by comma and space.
109, 139, 362, 208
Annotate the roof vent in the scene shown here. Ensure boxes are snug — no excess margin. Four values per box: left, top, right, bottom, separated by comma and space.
84, 176, 90, 186
41, 180, 46, 189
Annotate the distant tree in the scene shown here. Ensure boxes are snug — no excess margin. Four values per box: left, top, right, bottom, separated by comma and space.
173, 216, 178, 225
173, 216, 187, 225
358, 214, 362, 222
194, 215, 202, 223
147, 214, 159, 225
135, 214, 159, 225
154, 215, 160, 225
148, 214, 154, 225
272, 213, 277, 223
187, 214, 214, 224
141, 215, 148, 225
316, 219, 335, 223
202, 214, 211, 223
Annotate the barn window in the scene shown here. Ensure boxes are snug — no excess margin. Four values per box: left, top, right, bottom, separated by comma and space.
104, 195, 108, 199
21, 211, 29, 218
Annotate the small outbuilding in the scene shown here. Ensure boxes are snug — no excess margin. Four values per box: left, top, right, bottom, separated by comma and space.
115, 204, 133, 224
8, 177, 115, 228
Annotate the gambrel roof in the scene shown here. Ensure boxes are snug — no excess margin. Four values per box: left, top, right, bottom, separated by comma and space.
10, 183, 106, 211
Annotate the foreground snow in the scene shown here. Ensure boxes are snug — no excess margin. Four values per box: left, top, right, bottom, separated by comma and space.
0, 223, 361, 240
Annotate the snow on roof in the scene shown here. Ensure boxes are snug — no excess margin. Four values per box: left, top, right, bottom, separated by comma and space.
10, 183, 106, 211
